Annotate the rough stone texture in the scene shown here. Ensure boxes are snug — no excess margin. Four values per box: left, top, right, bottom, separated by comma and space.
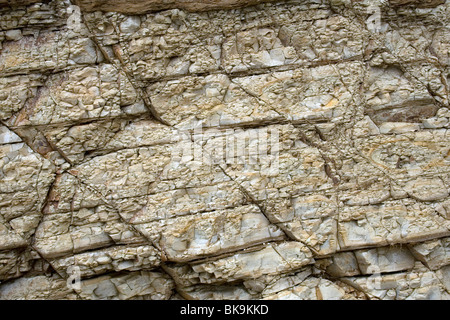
73, 0, 279, 14
0, 0, 449, 300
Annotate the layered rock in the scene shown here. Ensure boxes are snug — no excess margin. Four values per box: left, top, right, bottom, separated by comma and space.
0, 0, 449, 300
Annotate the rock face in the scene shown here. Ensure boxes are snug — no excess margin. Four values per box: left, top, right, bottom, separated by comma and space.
0, 0, 449, 300
72, 0, 278, 14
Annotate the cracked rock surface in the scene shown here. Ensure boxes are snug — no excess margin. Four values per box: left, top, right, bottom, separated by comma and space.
0, 0, 449, 300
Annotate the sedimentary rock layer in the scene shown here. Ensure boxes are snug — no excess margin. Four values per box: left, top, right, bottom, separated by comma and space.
0, 0, 449, 300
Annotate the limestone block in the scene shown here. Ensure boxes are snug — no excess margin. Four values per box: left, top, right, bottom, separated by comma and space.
0, 30, 102, 76
409, 237, 450, 270
0, 141, 55, 253
0, 248, 35, 280
258, 268, 313, 297
233, 62, 364, 123
76, 271, 174, 300
178, 284, 255, 300
265, 194, 340, 256
338, 200, 450, 250
135, 205, 285, 262
165, 242, 313, 285
0, 0, 449, 301
0, 275, 78, 300
264, 277, 356, 300
147, 74, 280, 128
222, 15, 365, 73
354, 246, 416, 274
34, 207, 147, 259
66, 145, 231, 201
0, 0, 69, 31
344, 265, 450, 300
0, 125, 20, 144
191, 242, 312, 281
74, 0, 281, 14
365, 66, 437, 126
116, 181, 247, 223
355, 131, 450, 179
39, 116, 172, 164
322, 252, 361, 277
0, 74, 45, 120
50, 245, 161, 278
389, 0, 446, 9
6, 65, 140, 127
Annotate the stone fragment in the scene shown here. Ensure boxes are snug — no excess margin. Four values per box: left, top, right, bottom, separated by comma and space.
0, 275, 78, 300
404, 177, 449, 202
76, 271, 174, 300
5, 29, 22, 41
409, 238, 450, 270
0, 0, 449, 301
135, 205, 285, 262
379, 122, 420, 134
6, 65, 139, 127
164, 242, 313, 286
0, 141, 55, 253
264, 277, 354, 300
189, 242, 313, 282
344, 264, 450, 300
354, 246, 416, 274
0, 248, 36, 280
322, 252, 360, 277
178, 284, 255, 300
74, 0, 280, 14
338, 200, 450, 250
147, 74, 280, 128
50, 245, 161, 278
0, 126, 21, 144
389, 0, 446, 8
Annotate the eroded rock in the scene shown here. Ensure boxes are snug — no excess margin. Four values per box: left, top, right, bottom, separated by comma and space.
0, 0, 449, 301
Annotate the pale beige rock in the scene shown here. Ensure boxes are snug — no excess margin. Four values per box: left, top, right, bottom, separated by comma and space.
0, 140, 55, 257
0, 0, 41, 6
365, 67, 438, 126
233, 62, 364, 123
34, 206, 147, 258
379, 122, 420, 134
74, 0, 279, 14
50, 245, 161, 278
338, 200, 450, 250
178, 284, 255, 300
6, 65, 140, 127
404, 177, 449, 202
0, 275, 78, 300
409, 238, 450, 270
76, 271, 174, 300
0, 0, 449, 301
389, 0, 446, 7
190, 242, 313, 281
344, 264, 450, 300
258, 268, 313, 297
265, 194, 339, 256
0, 249, 36, 281
0, 31, 101, 77
135, 205, 285, 262
164, 242, 313, 286
354, 246, 416, 274
321, 252, 360, 277
147, 74, 281, 128
264, 277, 357, 300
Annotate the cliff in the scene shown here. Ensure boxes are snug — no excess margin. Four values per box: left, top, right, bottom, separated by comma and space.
0, 0, 449, 300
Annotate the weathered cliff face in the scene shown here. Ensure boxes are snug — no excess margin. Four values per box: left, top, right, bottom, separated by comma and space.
0, 0, 449, 300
